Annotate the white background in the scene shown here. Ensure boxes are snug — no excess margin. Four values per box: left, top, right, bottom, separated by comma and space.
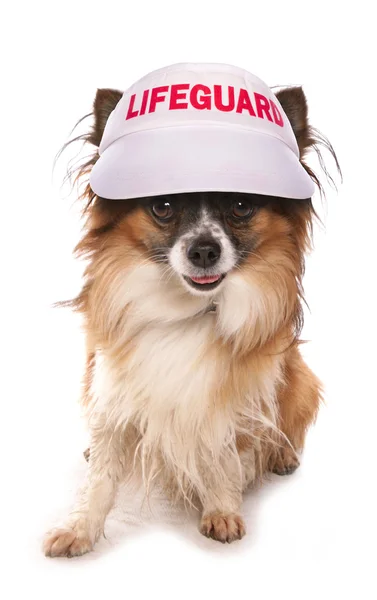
1, 1, 376, 598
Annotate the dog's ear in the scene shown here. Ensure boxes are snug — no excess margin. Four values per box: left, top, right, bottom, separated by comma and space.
275, 87, 311, 159
276, 86, 341, 190
91, 88, 123, 147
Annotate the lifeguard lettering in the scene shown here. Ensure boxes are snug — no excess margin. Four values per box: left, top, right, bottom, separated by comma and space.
125, 84, 284, 127
126, 94, 138, 120
254, 93, 273, 122
236, 89, 256, 116
169, 84, 190, 110
270, 100, 284, 126
213, 85, 235, 112
140, 89, 150, 116
149, 86, 169, 113
190, 84, 211, 110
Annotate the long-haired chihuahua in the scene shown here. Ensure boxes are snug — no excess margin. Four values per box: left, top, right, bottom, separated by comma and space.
44, 63, 339, 557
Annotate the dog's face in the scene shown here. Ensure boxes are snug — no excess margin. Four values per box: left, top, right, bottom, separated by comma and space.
142, 191, 258, 296
81, 191, 313, 348
115, 191, 310, 299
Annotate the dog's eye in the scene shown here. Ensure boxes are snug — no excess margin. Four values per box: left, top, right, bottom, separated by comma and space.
152, 201, 174, 220
232, 201, 253, 219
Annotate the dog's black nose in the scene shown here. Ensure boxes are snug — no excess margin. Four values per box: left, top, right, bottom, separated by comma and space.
187, 240, 221, 268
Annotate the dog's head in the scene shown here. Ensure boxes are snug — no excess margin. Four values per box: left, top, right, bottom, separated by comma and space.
71, 86, 338, 350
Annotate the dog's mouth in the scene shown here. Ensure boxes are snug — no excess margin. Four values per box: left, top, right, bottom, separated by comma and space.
183, 274, 225, 291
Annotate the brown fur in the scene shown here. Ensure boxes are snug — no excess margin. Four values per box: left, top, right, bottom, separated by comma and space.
268, 346, 322, 474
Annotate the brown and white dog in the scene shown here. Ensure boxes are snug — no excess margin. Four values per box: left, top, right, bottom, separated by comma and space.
44, 85, 338, 557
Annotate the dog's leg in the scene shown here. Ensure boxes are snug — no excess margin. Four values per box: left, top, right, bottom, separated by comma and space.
199, 454, 245, 543
268, 347, 322, 476
81, 349, 94, 464
44, 426, 125, 558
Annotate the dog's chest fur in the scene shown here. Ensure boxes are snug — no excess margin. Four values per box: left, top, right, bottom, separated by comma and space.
90, 306, 283, 499
93, 315, 225, 432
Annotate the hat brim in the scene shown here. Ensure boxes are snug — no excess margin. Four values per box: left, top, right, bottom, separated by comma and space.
90, 125, 315, 201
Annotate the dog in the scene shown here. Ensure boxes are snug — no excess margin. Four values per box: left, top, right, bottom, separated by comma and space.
44, 63, 339, 557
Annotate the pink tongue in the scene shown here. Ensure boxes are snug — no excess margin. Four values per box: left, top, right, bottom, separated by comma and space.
190, 275, 221, 285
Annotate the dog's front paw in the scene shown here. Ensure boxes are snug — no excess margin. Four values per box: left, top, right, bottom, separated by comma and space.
200, 512, 246, 543
269, 445, 300, 476
43, 527, 93, 558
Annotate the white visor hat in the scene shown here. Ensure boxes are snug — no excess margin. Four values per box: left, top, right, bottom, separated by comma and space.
90, 63, 315, 200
